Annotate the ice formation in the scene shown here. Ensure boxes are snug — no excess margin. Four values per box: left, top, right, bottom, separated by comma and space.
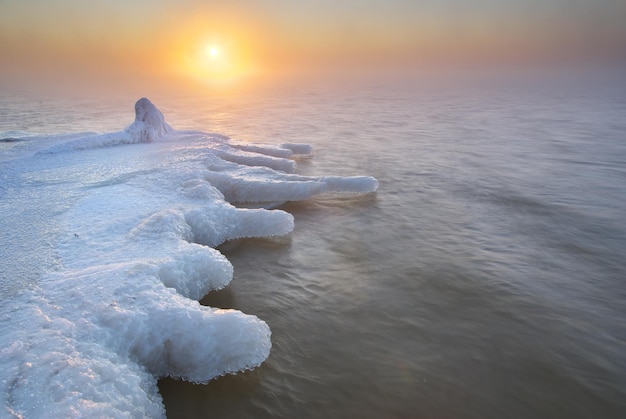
1, 98, 378, 418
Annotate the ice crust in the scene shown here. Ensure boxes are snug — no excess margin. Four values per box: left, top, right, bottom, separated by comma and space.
1, 98, 378, 418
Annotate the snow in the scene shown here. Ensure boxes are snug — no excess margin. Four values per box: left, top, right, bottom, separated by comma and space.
0, 98, 378, 418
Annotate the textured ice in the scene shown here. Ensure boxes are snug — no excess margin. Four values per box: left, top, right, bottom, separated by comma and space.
37, 98, 173, 153
1, 98, 378, 418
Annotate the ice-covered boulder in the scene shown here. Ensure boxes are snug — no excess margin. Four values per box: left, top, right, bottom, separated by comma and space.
37, 98, 174, 153
126, 97, 173, 143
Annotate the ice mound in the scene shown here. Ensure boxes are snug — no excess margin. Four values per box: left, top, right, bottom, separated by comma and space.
38, 97, 172, 153
126, 97, 173, 143
1, 98, 378, 418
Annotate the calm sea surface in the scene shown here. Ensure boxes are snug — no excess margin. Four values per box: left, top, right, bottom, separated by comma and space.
2, 72, 626, 418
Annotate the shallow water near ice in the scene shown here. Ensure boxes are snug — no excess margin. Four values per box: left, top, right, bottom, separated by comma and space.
2, 72, 626, 418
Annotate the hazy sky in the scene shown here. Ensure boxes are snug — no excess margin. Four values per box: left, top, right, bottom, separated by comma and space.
1, 0, 625, 95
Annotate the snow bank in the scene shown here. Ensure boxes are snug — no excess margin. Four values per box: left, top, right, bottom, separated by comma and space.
1, 98, 378, 418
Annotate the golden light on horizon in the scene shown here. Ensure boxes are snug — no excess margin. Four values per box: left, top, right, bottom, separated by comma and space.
160, 16, 267, 91
3, 1, 624, 97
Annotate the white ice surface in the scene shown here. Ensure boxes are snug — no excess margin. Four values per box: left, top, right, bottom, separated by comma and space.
1, 98, 378, 418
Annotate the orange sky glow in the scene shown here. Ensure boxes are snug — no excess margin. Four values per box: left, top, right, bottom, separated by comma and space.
1, 0, 625, 96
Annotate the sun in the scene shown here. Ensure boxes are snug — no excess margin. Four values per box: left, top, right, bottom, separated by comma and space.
196, 41, 228, 71
207, 46, 219, 58
166, 21, 260, 89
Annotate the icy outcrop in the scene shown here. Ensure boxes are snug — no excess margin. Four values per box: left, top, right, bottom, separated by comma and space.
2, 98, 378, 418
126, 97, 173, 143
37, 98, 173, 153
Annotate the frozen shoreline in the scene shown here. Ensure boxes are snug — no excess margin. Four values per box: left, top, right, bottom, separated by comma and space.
0, 98, 377, 418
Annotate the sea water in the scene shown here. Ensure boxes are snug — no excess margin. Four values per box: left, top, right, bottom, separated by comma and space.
1, 70, 626, 418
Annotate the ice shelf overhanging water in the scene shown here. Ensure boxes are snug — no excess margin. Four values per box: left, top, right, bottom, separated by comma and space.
1, 98, 378, 418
